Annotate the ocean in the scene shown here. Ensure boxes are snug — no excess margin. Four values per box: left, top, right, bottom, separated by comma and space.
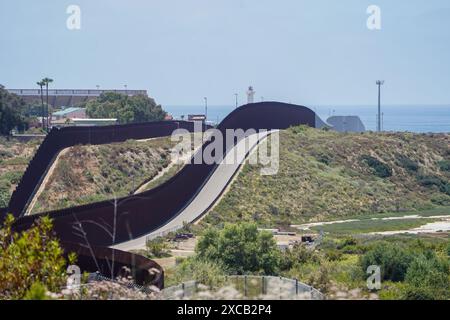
165, 104, 450, 133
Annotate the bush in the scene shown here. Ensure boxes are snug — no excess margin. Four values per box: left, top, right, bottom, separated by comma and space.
360, 242, 413, 282
360, 155, 392, 178
417, 175, 450, 195
196, 222, 281, 275
396, 155, 419, 172
0, 187, 9, 207
402, 254, 449, 300
145, 237, 169, 258
280, 243, 321, 270
23, 282, 49, 300
438, 160, 450, 172
0, 214, 75, 299
170, 257, 226, 288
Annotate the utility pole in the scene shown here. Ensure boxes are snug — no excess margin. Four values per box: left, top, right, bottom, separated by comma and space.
234, 93, 238, 109
204, 97, 208, 122
376, 80, 384, 132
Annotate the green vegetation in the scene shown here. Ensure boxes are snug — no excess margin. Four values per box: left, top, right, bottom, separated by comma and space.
439, 160, 450, 172
167, 218, 449, 299
146, 237, 170, 258
205, 127, 450, 227
167, 258, 227, 288
0, 214, 75, 299
310, 218, 435, 235
360, 242, 413, 281
196, 222, 281, 275
32, 137, 176, 213
360, 155, 392, 178
0, 137, 41, 207
0, 85, 29, 135
83, 92, 166, 124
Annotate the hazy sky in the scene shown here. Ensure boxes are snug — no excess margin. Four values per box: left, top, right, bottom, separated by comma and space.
1, 0, 450, 106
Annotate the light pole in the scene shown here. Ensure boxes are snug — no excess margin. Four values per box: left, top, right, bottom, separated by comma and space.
204, 97, 208, 122
376, 80, 384, 132
234, 93, 238, 109
124, 84, 128, 95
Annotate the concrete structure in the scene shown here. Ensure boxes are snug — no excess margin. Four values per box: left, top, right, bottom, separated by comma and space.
326, 115, 366, 133
7, 88, 148, 108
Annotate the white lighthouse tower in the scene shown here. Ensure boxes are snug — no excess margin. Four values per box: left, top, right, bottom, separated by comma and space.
246, 86, 255, 104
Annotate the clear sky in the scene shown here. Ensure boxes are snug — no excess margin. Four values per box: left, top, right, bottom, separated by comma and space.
1, 0, 450, 106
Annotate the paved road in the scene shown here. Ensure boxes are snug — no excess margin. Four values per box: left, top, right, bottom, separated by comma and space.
113, 130, 275, 251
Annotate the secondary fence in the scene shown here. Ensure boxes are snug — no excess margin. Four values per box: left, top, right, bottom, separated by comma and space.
162, 276, 325, 300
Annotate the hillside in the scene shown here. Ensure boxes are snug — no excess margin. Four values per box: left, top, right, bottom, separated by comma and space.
30, 137, 180, 214
0, 138, 41, 208
203, 126, 450, 227
2, 128, 449, 223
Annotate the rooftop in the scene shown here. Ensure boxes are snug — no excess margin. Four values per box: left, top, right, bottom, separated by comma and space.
53, 107, 84, 116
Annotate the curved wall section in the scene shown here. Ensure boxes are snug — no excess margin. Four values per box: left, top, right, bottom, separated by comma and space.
13, 102, 315, 245
8, 102, 317, 288
6, 120, 205, 218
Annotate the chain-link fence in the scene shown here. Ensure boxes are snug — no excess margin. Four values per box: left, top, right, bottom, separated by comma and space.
162, 276, 325, 300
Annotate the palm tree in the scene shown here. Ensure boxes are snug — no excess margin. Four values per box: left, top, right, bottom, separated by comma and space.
36, 80, 45, 130
42, 77, 53, 131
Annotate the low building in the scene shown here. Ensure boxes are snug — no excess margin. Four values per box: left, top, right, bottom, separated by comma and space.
52, 107, 86, 120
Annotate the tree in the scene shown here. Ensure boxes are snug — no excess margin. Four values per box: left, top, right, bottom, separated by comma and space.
360, 242, 413, 282
41, 77, 53, 131
0, 214, 75, 299
402, 254, 449, 300
0, 85, 28, 135
196, 222, 281, 275
36, 80, 46, 129
84, 92, 166, 124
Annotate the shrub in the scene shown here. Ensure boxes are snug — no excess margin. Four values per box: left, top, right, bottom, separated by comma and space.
417, 175, 450, 195
0, 187, 9, 207
196, 222, 281, 275
438, 160, 450, 172
360, 155, 392, 178
360, 242, 413, 282
402, 254, 449, 300
0, 214, 75, 299
23, 282, 49, 300
280, 243, 321, 271
430, 194, 450, 206
145, 237, 169, 258
396, 155, 419, 172
170, 257, 226, 288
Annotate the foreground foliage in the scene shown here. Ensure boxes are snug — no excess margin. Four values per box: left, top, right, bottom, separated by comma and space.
0, 214, 74, 299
